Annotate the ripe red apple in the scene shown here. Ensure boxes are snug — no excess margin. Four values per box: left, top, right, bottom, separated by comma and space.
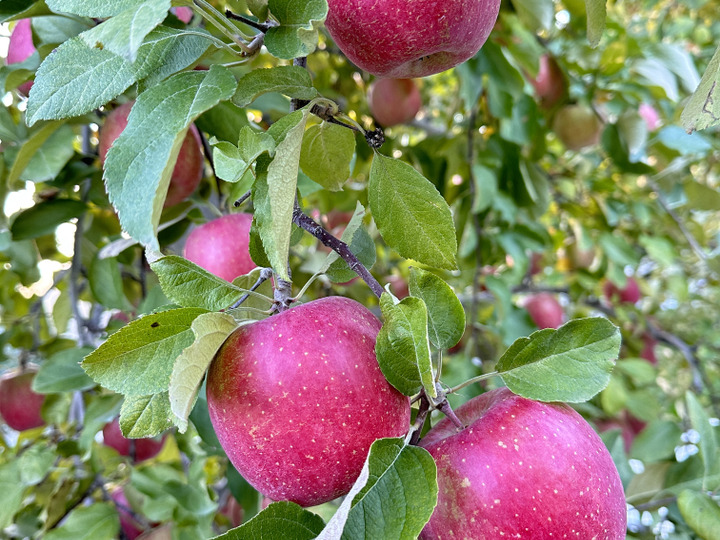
638, 103, 660, 131
206, 296, 411, 507
639, 333, 657, 365
325, 0, 501, 78
111, 488, 147, 540
384, 274, 409, 299
529, 54, 566, 108
102, 418, 167, 462
0, 368, 45, 431
419, 387, 627, 539
603, 277, 641, 305
183, 213, 255, 282
368, 78, 422, 127
552, 104, 603, 151
172, 6, 193, 23
6, 19, 36, 95
99, 101, 204, 207
524, 293, 564, 329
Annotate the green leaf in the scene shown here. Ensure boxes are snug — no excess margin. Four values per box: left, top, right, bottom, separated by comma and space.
584, 0, 606, 47
27, 27, 210, 125
211, 501, 325, 540
408, 268, 465, 350
681, 44, 720, 133
17, 445, 56, 486
169, 312, 238, 432
264, 0, 328, 59
318, 438, 437, 540
233, 65, 318, 107
252, 109, 310, 280
677, 490, 720, 540
0, 462, 23, 529
376, 294, 435, 398
10, 199, 86, 241
686, 391, 719, 489
151, 255, 264, 311
119, 392, 174, 438
325, 225, 376, 284
79, 1, 170, 62
104, 66, 236, 250
45, 0, 145, 17
369, 153, 457, 270
82, 307, 208, 396
7, 120, 67, 182
512, 0, 554, 32
89, 254, 134, 311
211, 127, 276, 183
247, 0, 269, 21
300, 121, 355, 191
17, 124, 76, 182
497, 317, 621, 403
44, 503, 119, 540
685, 180, 720, 211
1, 1, 53, 23
32, 347, 96, 393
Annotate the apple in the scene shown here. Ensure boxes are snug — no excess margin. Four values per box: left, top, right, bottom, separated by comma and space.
524, 293, 564, 329
368, 78, 422, 127
419, 387, 627, 539
384, 274, 409, 299
596, 411, 646, 453
322, 210, 354, 231
567, 241, 596, 270
102, 418, 167, 462
529, 54, 566, 108
0, 368, 45, 431
183, 213, 255, 282
6, 19, 36, 96
206, 296, 411, 507
552, 104, 603, 151
172, 6, 193, 23
325, 0, 501, 78
638, 103, 660, 131
640, 333, 657, 365
603, 277, 641, 305
111, 488, 151, 540
99, 101, 204, 207
528, 252, 543, 276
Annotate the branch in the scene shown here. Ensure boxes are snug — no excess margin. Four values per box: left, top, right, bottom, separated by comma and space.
292, 204, 385, 298
227, 268, 273, 310
224, 10, 278, 33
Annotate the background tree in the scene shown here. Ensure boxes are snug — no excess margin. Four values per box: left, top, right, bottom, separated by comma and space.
1, 0, 719, 538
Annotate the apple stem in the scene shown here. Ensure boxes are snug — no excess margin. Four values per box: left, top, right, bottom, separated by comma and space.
437, 400, 465, 431
292, 204, 385, 298
408, 393, 431, 445
272, 277, 294, 313
224, 10, 278, 33
228, 268, 273, 310
233, 189, 252, 208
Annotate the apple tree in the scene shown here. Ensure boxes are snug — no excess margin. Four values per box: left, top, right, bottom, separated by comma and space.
1, 0, 719, 538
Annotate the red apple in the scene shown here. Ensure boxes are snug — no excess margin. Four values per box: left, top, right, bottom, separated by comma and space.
322, 210, 354, 231
368, 78, 422, 127
640, 334, 657, 365
219, 496, 244, 528
603, 277, 641, 305
206, 296, 411, 507
6, 19, 36, 96
325, 0, 501, 78
183, 213, 255, 282
172, 6, 193, 23
528, 252, 543, 276
0, 368, 45, 431
419, 387, 627, 539
384, 274, 409, 298
530, 54, 566, 108
638, 103, 660, 131
552, 104, 603, 151
102, 418, 167, 462
99, 101, 204, 207
596, 411, 646, 453
111, 488, 146, 540
524, 293, 564, 329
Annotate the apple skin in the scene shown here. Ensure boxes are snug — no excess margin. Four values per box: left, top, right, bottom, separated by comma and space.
325, 0, 501, 78
99, 101, 204, 207
206, 296, 411, 507
524, 293, 564, 329
111, 488, 146, 540
603, 277, 641, 305
183, 213, 255, 282
0, 368, 45, 431
419, 387, 627, 539
552, 104, 603, 151
368, 78, 422, 127
530, 54, 566, 108
640, 333, 657, 365
638, 103, 660, 131
172, 6, 193, 23
6, 19, 36, 95
102, 418, 166, 462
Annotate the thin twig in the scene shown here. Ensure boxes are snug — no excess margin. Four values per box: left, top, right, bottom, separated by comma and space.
197, 128, 221, 198
234, 190, 252, 208
224, 10, 278, 33
409, 393, 431, 446
227, 268, 273, 310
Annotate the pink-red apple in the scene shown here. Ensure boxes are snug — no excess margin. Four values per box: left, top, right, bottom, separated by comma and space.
102, 418, 167, 462
384, 274, 409, 299
638, 103, 660, 131
110, 488, 153, 540
552, 104, 603, 151
172, 6, 193, 23
6, 19, 36, 96
0, 368, 45, 431
206, 296, 411, 507
524, 293, 564, 329
640, 333, 657, 365
603, 277, 641, 305
99, 101, 204, 207
183, 213, 255, 282
529, 54, 566, 108
325, 0, 501, 78
368, 78, 422, 127
419, 387, 627, 539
